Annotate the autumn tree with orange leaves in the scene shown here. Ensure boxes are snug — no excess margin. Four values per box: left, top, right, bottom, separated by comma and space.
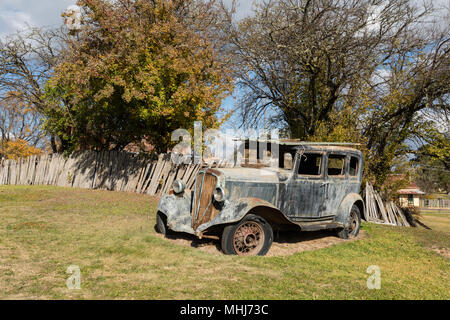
0, 93, 43, 159
45, 0, 233, 153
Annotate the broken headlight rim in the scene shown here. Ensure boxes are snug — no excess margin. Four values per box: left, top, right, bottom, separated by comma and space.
213, 187, 225, 203
172, 179, 186, 195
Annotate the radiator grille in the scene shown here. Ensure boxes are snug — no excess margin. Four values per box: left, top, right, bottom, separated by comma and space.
192, 171, 219, 230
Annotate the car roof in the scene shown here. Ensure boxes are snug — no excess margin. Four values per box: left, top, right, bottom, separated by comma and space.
237, 138, 362, 152
295, 144, 362, 155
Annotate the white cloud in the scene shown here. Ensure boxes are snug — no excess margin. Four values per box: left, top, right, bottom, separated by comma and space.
0, 0, 75, 37
5, 11, 32, 30
0, 10, 32, 38
365, 5, 383, 33
370, 68, 391, 92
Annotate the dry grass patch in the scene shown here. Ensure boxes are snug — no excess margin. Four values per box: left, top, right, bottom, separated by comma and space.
0, 186, 448, 299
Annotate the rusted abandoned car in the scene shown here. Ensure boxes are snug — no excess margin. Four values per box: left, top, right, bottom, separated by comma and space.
156, 142, 365, 256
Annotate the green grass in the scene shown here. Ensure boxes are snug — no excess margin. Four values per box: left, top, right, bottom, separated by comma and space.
420, 209, 450, 215
0, 185, 449, 299
419, 213, 450, 234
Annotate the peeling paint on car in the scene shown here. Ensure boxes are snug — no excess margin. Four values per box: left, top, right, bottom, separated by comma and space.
157, 144, 365, 237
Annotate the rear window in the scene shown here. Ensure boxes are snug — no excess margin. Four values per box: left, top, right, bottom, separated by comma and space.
328, 154, 345, 176
349, 156, 359, 176
298, 153, 322, 176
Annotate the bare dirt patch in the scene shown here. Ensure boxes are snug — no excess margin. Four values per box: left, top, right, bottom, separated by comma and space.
156, 229, 368, 256
430, 246, 450, 259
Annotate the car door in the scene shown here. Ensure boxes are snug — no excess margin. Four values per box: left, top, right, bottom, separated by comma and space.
321, 152, 350, 216
279, 151, 326, 218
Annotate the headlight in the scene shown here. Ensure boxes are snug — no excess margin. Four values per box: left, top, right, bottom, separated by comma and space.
172, 179, 186, 194
213, 187, 225, 202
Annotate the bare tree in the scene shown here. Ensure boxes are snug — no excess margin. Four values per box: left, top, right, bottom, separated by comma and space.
0, 26, 67, 151
357, 13, 450, 181
223, 0, 440, 137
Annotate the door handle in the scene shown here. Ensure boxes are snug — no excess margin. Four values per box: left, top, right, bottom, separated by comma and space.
321, 181, 329, 199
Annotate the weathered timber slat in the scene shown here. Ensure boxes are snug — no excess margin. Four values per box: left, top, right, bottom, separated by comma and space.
364, 182, 410, 227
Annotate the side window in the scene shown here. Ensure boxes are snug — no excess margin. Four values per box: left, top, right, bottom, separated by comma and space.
327, 154, 346, 176
349, 156, 359, 176
298, 153, 322, 176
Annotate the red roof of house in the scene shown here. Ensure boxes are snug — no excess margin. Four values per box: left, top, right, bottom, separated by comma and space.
387, 174, 425, 195
397, 188, 425, 195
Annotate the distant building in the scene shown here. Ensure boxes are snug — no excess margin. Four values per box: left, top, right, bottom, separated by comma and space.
397, 181, 426, 207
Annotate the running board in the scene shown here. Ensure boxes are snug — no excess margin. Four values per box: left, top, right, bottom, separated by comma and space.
289, 215, 335, 223
298, 221, 343, 231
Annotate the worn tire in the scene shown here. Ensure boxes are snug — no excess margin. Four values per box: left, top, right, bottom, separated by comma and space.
155, 211, 171, 236
336, 204, 361, 239
221, 214, 273, 256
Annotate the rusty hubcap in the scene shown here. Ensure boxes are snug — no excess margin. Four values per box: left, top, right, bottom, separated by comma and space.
233, 221, 265, 256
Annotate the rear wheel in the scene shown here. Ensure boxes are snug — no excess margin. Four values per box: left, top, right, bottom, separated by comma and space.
221, 214, 273, 256
337, 204, 361, 239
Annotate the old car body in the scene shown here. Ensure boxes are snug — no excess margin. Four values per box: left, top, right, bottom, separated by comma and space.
157, 143, 365, 255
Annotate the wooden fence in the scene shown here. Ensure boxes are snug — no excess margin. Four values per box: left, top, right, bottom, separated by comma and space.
0, 151, 201, 196
423, 198, 450, 209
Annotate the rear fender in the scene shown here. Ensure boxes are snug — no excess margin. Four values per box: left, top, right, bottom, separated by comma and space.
334, 193, 365, 227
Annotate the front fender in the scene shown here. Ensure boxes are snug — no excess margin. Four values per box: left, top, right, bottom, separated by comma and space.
157, 193, 194, 234
334, 193, 365, 226
196, 198, 280, 233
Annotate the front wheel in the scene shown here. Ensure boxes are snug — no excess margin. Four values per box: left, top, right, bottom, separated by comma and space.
337, 204, 361, 239
221, 214, 273, 256
155, 211, 171, 236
